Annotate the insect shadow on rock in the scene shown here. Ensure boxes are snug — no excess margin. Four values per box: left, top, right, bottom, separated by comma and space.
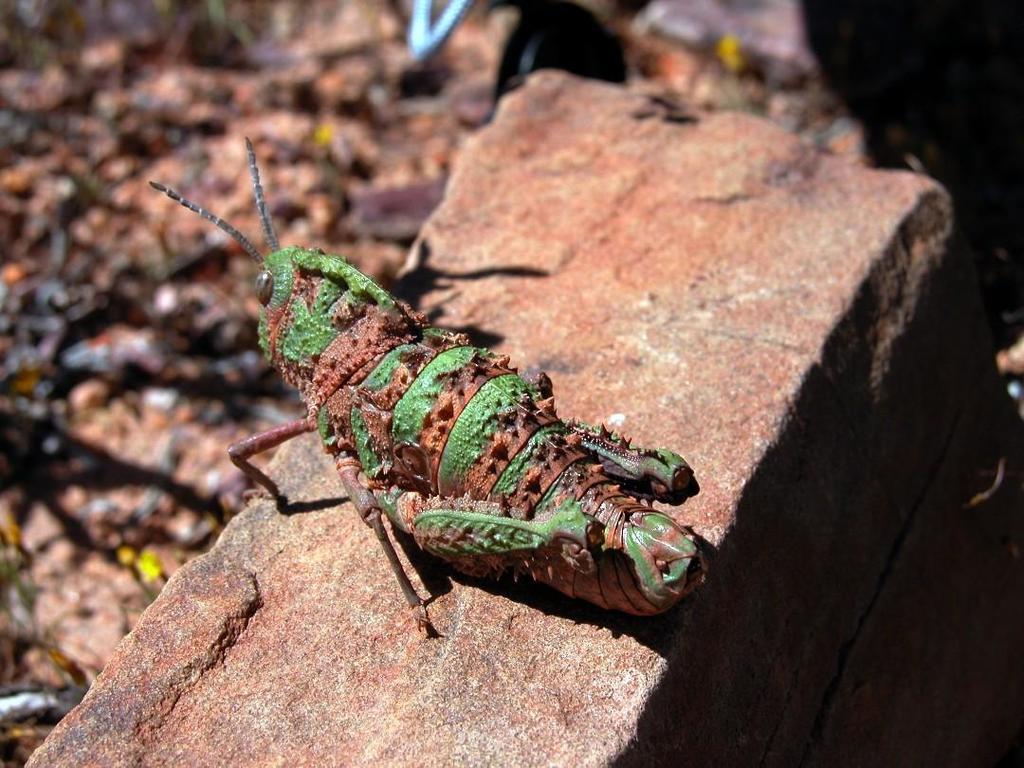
392, 237, 549, 348
150, 139, 706, 636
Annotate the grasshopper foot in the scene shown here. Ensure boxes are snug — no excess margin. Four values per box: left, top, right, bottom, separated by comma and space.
412, 602, 441, 638
241, 486, 289, 509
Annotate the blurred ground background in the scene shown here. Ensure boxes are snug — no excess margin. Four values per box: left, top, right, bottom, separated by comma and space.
0, 0, 1022, 763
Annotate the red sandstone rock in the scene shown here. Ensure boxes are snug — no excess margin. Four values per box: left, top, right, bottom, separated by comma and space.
30, 73, 1024, 767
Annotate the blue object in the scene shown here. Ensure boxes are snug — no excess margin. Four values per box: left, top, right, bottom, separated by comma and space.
408, 0, 478, 60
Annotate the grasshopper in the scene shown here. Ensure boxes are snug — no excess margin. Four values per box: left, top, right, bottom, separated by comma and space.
151, 140, 705, 630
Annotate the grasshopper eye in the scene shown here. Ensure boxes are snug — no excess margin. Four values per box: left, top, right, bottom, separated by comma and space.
255, 270, 274, 305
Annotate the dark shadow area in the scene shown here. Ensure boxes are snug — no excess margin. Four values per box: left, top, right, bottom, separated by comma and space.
623, 202, 1024, 763
278, 495, 349, 515
392, 527, 455, 604
12, 481, 109, 564
802, 0, 1024, 346
492, 0, 626, 101
154, 365, 294, 410
391, 238, 551, 349
620, 361, 852, 766
10, 422, 223, 562
433, 532, 716, 656
630, 93, 700, 125
56, 432, 217, 513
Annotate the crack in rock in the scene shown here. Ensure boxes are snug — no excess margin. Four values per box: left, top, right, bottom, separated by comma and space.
134, 572, 263, 746
795, 400, 965, 767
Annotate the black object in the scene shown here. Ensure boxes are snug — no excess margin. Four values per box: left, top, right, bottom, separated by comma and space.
491, 0, 627, 100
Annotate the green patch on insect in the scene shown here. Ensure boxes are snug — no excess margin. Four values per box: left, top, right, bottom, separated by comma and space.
413, 499, 594, 558
280, 274, 343, 364
150, 139, 705, 634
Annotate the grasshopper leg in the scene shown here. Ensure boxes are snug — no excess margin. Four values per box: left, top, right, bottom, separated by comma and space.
229, 417, 315, 502
387, 491, 604, 575
389, 491, 701, 614
336, 458, 435, 635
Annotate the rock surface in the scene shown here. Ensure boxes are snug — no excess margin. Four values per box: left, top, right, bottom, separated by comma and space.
30, 73, 1024, 767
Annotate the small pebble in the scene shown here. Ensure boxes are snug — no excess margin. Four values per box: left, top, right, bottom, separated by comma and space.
142, 387, 179, 413
153, 285, 178, 316
68, 379, 111, 414
996, 335, 1024, 376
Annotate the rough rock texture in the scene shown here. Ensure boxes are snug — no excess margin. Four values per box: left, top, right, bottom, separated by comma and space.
31, 73, 1024, 767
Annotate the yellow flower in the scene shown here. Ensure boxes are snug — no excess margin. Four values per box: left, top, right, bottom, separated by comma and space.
313, 123, 334, 148
136, 549, 164, 584
116, 545, 137, 568
0, 512, 21, 548
716, 35, 746, 74
10, 364, 41, 397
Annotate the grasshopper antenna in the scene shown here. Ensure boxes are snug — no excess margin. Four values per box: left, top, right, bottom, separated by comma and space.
148, 180, 263, 263
245, 137, 280, 252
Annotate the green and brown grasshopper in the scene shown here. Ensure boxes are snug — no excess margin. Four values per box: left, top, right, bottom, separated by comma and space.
151, 141, 705, 629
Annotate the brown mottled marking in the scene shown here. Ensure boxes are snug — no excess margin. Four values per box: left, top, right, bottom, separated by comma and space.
505, 445, 590, 519
471, 408, 559, 501
571, 464, 616, 503
310, 311, 415, 407
322, 387, 357, 453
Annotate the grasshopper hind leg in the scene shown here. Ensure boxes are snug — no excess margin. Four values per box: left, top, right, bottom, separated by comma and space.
335, 458, 436, 636
385, 490, 604, 590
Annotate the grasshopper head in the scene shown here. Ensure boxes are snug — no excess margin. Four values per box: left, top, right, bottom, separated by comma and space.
151, 140, 419, 384
253, 245, 413, 375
